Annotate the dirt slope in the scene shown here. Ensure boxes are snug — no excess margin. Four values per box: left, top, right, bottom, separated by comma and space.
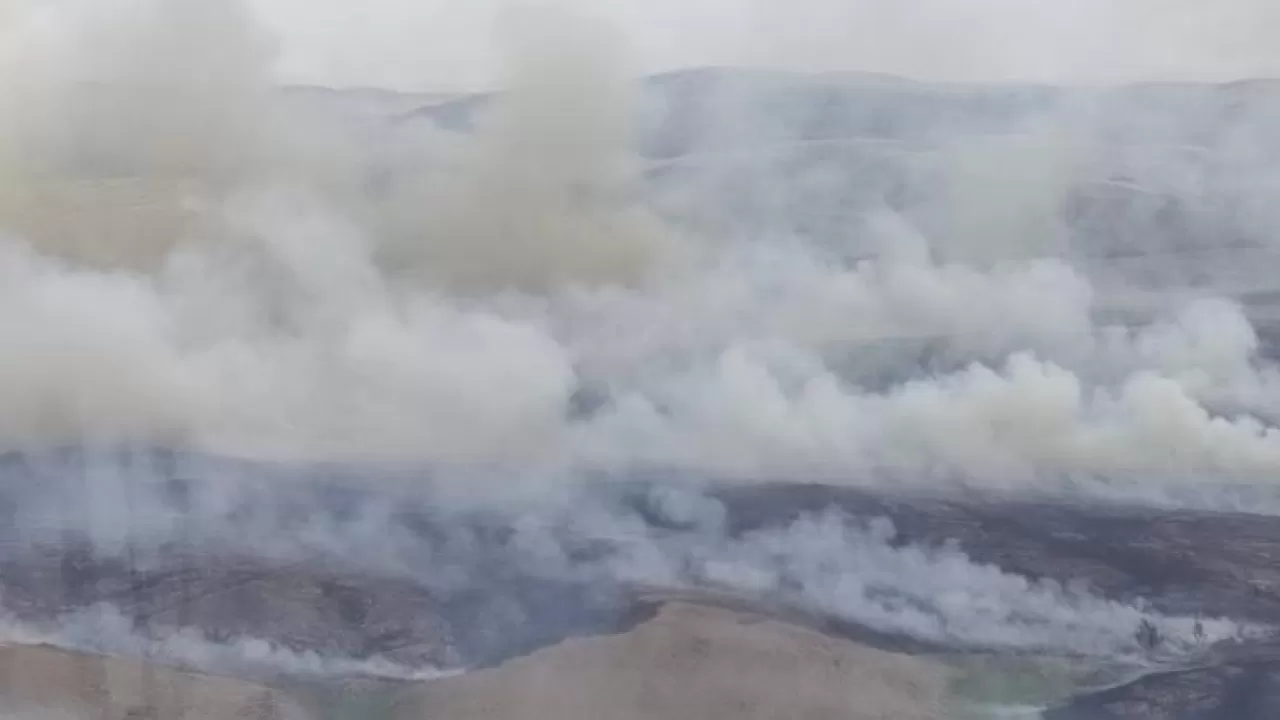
0, 643, 311, 720
394, 601, 951, 720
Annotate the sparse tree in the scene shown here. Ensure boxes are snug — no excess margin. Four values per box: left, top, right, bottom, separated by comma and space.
1136, 619, 1161, 651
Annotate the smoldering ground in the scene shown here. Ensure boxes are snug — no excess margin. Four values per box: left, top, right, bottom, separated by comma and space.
0, 447, 1255, 681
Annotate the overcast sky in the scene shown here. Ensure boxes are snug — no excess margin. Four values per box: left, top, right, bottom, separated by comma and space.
241, 0, 1280, 91
11, 0, 1280, 92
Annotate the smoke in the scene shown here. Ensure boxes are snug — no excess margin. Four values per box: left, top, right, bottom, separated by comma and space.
379, 5, 671, 292
3, 0, 1280, 693
0, 0, 664, 460
4, 0, 1279, 492
0, 603, 450, 681
249, 1, 1280, 90
0, 454, 1246, 667
621, 509, 1247, 658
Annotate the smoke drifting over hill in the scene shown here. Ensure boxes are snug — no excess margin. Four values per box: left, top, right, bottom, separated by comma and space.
4, 0, 1280, 498
0, 0, 1278, 682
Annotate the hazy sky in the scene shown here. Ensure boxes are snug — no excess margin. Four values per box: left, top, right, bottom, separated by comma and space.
244, 0, 1280, 91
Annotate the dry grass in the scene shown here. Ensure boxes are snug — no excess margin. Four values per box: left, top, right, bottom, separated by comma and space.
0, 643, 310, 719
393, 601, 951, 720
0, 601, 952, 719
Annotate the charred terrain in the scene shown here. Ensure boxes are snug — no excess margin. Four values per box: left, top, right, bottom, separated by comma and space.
1, 449, 1280, 717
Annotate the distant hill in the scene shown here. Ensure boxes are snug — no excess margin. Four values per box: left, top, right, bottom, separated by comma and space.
390, 69, 1280, 279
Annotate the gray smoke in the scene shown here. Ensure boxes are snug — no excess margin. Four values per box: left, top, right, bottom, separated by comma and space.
0, 0, 1278, 684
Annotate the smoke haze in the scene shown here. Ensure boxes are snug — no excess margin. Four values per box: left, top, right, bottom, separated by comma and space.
4, 0, 1280, 498
244, 0, 1280, 90
2, 0, 1280, 685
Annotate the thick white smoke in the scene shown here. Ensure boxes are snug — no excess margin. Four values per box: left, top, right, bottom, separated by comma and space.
378, 4, 672, 292
2, 0, 1280, 501
607, 508, 1246, 658
3, 0, 1280, 690
0, 603, 450, 681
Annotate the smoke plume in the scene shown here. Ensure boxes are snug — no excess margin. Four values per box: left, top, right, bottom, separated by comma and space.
1, 0, 1279, 685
